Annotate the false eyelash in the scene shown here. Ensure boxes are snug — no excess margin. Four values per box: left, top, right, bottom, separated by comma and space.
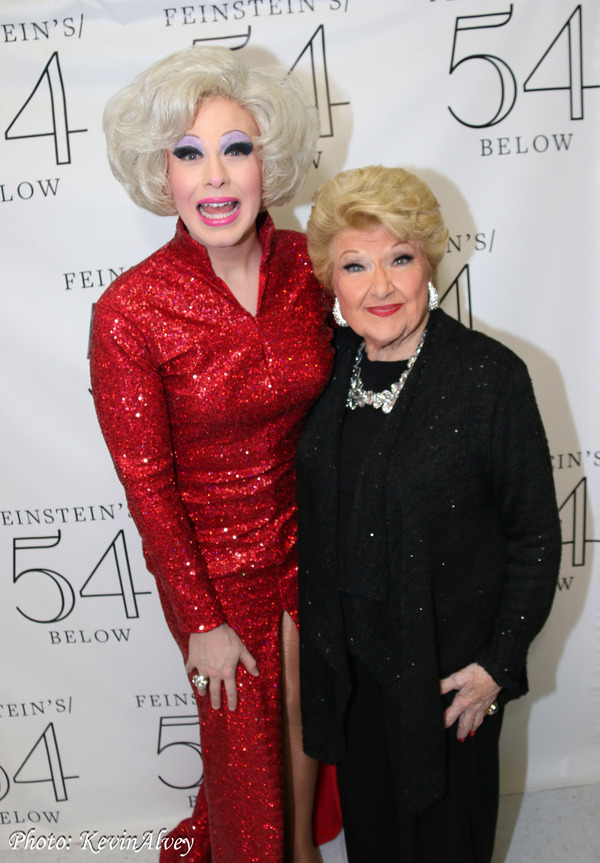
224, 141, 254, 156
173, 145, 203, 159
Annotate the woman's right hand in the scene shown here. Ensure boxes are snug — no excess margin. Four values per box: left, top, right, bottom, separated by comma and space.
440, 662, 501, 741
185, 624, 259, 711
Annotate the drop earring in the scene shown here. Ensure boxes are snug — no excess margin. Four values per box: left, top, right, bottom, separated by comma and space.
427, 281, 439, 311
333, 297, 349, 327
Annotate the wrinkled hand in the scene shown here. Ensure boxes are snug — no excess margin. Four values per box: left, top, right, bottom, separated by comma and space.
185, 624, 259, 711
440, 663, 501, 741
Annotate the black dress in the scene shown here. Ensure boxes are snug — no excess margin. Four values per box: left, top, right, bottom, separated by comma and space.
336, 350, 502, 863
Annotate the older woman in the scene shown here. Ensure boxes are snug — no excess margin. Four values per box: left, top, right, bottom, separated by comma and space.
296, 165, 561, 862
90, 46, 337, 863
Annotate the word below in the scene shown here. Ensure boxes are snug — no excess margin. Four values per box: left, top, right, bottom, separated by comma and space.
49, 628, 131, 644
480, 133, 573, 157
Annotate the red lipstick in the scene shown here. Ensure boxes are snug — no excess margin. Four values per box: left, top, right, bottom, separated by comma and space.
366, 304, 403, 317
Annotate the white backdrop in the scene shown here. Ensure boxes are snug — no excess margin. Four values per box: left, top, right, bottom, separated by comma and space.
1, 0, 599, 851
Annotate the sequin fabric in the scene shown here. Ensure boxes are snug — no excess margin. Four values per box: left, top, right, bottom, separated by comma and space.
90, 214, 333, 863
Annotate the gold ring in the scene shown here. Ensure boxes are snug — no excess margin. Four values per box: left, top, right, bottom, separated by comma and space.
486, 701, 499, 716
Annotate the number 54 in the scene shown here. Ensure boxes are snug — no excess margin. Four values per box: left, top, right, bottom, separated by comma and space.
448, 4, 598, 128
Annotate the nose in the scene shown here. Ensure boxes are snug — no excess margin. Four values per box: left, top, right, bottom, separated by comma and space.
370, 263, 393, 297
204, 153, 229, 187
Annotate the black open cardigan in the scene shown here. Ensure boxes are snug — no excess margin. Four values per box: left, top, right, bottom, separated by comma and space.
296, 309, 561, 811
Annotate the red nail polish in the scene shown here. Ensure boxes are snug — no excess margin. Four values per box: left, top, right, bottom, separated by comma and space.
469, 730, 476, 738
459, 737, 466, 743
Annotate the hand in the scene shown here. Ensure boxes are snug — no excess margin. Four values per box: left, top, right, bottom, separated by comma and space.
440, 663, 501, 741
185, 624, 259, 711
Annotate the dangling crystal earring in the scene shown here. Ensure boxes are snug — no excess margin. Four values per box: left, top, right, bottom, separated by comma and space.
427, 281, 439, 311
333, 297, 349, 327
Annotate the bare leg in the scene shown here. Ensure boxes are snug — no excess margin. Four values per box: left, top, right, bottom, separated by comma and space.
281, 610, 322, 863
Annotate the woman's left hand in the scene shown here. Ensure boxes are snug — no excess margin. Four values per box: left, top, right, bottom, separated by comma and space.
440, 663, 501, 741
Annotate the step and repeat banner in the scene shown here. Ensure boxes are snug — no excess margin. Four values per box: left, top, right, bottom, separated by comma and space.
1, 0, 599, 852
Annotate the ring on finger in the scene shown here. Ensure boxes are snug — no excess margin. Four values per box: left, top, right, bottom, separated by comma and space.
192, 673, 209, 691
486, 701, 499, 716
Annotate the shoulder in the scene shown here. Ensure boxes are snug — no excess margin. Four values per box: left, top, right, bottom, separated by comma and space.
332, 326, 362, 363
430, 310, 529, 379
93, 237, 178, 317
269, 226, 311, 262
256, 213, 314, 276
265, 226, 328, 308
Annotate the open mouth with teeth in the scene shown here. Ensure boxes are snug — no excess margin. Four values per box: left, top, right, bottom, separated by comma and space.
197, 200, 241, 225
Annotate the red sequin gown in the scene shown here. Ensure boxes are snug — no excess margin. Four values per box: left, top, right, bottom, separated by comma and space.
89, 214, 334, 862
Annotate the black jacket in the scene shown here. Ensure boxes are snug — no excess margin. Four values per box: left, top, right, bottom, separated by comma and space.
296, 309, 561, 811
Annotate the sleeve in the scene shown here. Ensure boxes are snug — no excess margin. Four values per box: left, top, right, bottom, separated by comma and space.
475, 358, 562, 700
89, 294, 226, 636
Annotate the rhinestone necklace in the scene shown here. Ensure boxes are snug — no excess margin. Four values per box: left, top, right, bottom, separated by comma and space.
346, 330, 426, 414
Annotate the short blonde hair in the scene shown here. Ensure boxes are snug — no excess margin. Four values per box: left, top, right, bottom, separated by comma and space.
307, 165, 449, 290
103, 45, 319, 216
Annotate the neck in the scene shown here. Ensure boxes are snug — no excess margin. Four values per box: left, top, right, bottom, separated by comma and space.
207, 228, 263, 316
207, 227, 262, 284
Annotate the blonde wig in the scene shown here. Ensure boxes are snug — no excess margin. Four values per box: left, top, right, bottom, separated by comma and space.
306, 165, 449, 291
103, 45, 319, 216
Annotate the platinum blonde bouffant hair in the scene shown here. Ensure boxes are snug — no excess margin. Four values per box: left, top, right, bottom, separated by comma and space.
306, 165, 449, 292
103, 45, 319, 216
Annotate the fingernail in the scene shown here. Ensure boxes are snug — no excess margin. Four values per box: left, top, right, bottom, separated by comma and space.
459, 737, 466, 743
469, 731, 476, 738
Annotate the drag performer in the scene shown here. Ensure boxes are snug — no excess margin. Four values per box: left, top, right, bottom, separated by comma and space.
90, 45, 336, 863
